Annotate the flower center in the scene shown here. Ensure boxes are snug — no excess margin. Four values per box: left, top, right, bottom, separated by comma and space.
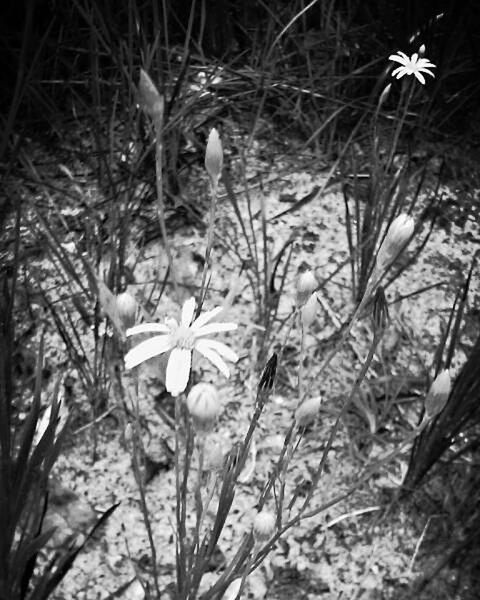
170, 324, 195, 350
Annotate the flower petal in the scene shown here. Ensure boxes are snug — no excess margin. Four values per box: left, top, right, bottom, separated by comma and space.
389, 54, 407, 65
181, 297, 196, 327
166, 348, 192, 396
190, 306, 223, 330
414, 71, 426, 84
418, 59, 436, 69
195, 341, 231, 378
419, 68, 435, 78
392, 66, 406, 78
195, 338, 238, 363
194, 322, 238, 337
124, 335, 172, 369
126, 323, 170, 337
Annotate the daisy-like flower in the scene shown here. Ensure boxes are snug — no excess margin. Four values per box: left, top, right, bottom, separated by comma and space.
389, 50, 436, 85
124, 297, 238, 396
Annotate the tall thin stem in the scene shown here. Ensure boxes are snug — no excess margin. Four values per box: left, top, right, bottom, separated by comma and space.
154, 120, 180, 301
197, 180, 218, 311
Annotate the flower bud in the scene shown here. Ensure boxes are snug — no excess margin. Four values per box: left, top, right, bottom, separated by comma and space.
138, 69, 164, 126
419, 44, 426, 57
296, 270, 317, 306
301, 292, 318, 329
425, 370, 451, 418
295, 396, 322, 426
372, 286, 389, 334
205, 128, 223, 186
124, 422, 134, 443
187, 383, 221, 432
378, 83, 392, 107
116, 292, 138, 330
253, 510, 276, 541
375, 214, 414, 273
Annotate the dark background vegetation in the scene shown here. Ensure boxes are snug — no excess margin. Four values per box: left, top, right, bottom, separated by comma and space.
1, 0, 480, 135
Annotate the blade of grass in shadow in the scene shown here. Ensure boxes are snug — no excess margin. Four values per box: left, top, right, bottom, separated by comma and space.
29, 502, 119, 600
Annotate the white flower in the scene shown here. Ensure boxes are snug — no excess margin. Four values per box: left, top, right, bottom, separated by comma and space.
124, 297, 238, 396
389, 50, 436, 85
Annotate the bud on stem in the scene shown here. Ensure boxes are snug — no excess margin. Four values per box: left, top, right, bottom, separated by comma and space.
375, 214, 415, 274
138, 69, 164, 128
296, 270, 317, 306
301, 293, 318, 329
425, 370, 451, 418
187, 383, 221, 432
253, 510, 276, 541
205, 128, 223, 187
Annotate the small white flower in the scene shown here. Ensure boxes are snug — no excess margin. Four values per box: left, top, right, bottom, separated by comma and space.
389, 50, 436, 85
124, 298, 238, 396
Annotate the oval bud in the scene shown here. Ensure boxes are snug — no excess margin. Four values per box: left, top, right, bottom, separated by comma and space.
378, 83, 392, 107
205, 128, 223, 186
138, 69, 164, 126
295, 396, 322, 426
296, 270, 317, 306
425, 370, 451, 418
253, 510, 276, 541
124, 422, 134, 443
116, 292, 138, 330
375, 214, 414, 273
301, 293, 318, 329
187, 383, 221, 432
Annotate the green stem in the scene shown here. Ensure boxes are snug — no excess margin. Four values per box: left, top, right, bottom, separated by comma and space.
300, 325, 381, 514
154, 123, 180, 301
197, 180, 218, 312
130, 386, 161, 598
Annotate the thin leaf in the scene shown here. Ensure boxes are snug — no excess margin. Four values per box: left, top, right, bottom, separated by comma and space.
30, 503, 119, 600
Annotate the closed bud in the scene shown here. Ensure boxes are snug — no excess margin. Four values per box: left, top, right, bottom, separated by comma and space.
301, 292, 318, 329
419, 44, 426, 57
378, 83, 392, 107
253, 510, 276, 541
372, 286, 389, 334
116, 292, 138, 330
205, 128, 223, 186
124, 422, 134, 443
375, 214, 414, 273
425, 370, 451, 418
138, 69, 164, 125
296, 270, 317, 306
187, 383, 221, 432
295, 396, 322, 426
